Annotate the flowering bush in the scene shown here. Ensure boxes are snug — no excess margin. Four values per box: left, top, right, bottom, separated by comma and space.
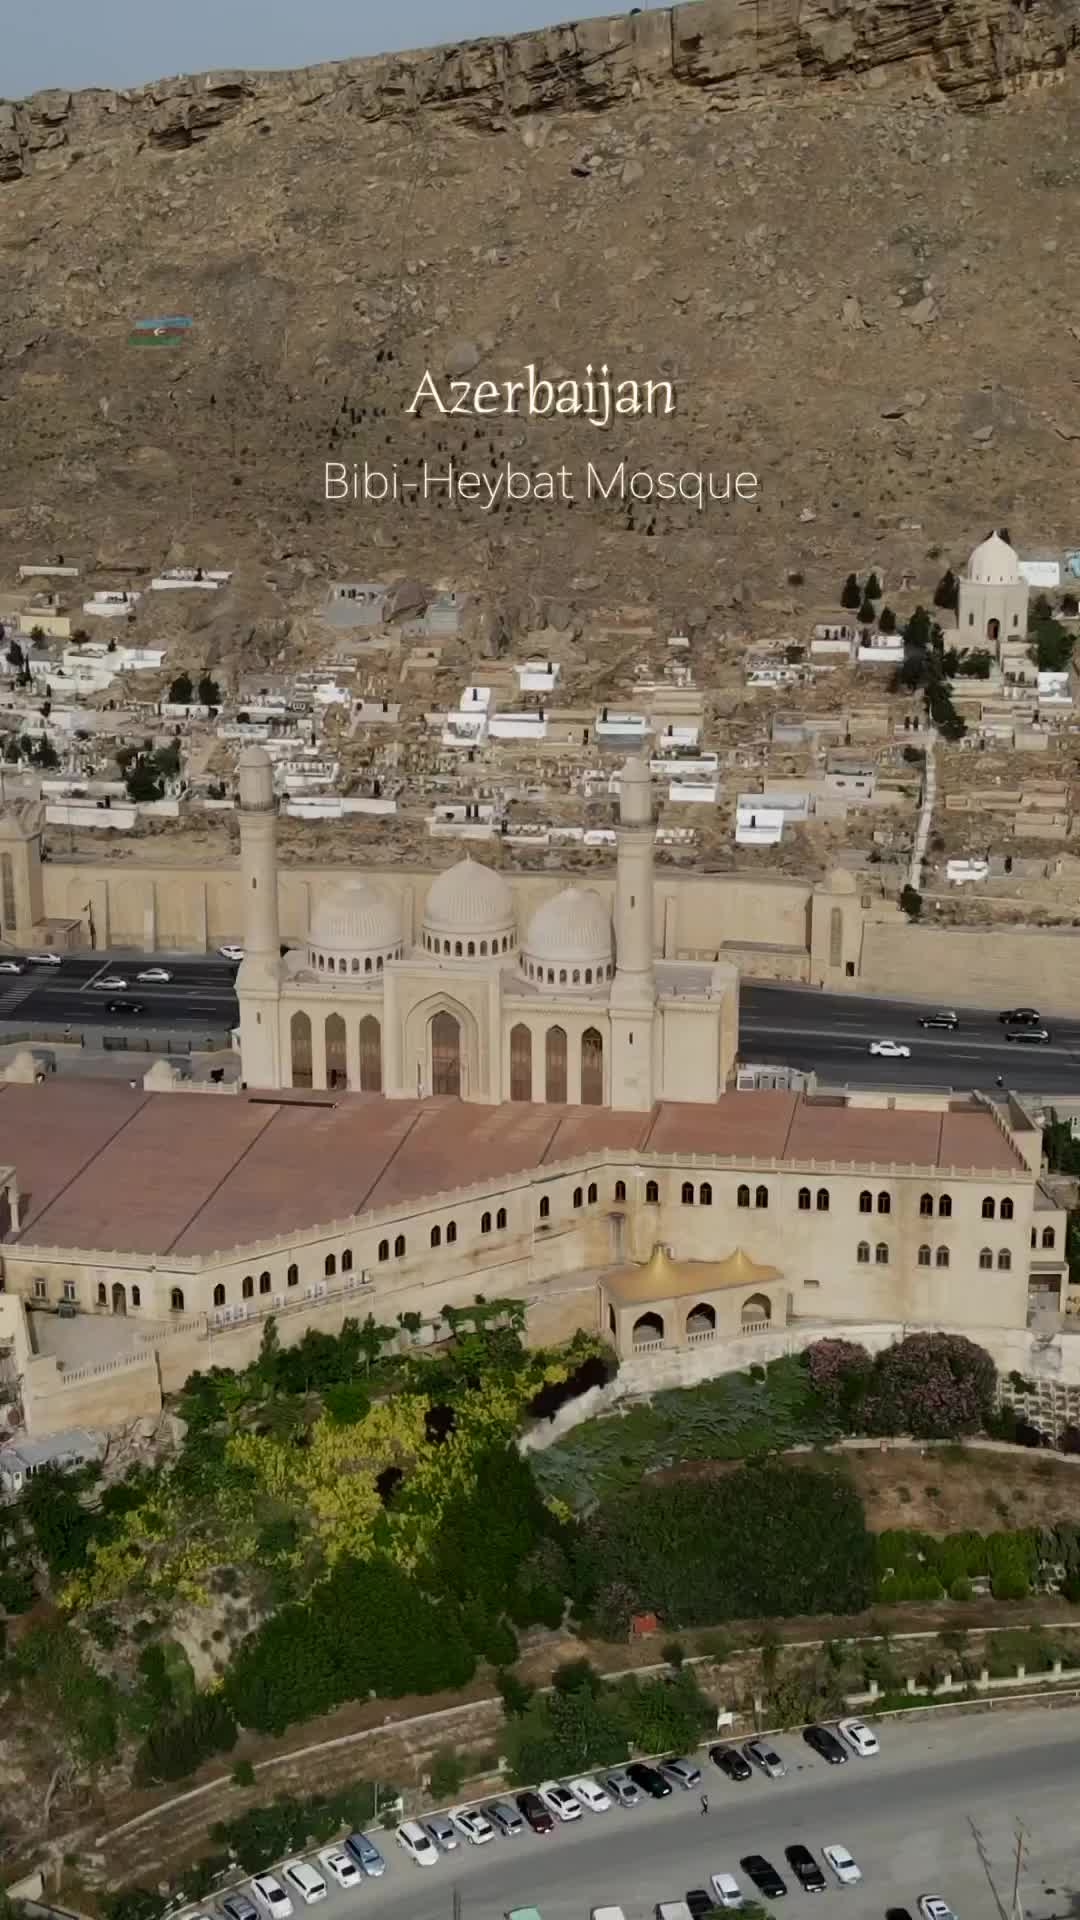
803, 1332, 996, 1440
803, 1339, 873, 1423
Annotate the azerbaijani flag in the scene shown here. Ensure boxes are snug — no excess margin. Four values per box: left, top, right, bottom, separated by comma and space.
128, 315, 193, 346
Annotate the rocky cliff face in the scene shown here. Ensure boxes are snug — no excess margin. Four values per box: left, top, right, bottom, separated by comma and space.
2, 0, 1077, 183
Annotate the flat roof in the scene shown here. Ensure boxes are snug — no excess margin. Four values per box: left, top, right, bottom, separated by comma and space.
0, 1082, 1025, 1260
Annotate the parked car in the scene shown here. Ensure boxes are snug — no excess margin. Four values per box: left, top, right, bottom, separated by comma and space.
919, 1010, 958, 1030
869, 1038, 911, 1058
422, 1813, 459, 1852
710, 1744, 752, 1781
785, 1846, 826, 1894
886, 1910, 914, 1920
661, 1756, 703, 1791
803, 1724, 848, 1765
316, 1850, 359, 1890
486, 1800, 525, 1836
221, 1897, 259, 1920
451, 1808, 494, 1845
686, 1892, 714, 1920
251, 1882, 292, 1920
569, 1776, 612, 1812
822, 1844, 862, 1886
743, 1740, 786, 1779
281, 1862, 326, 1906
1006, 1025, 1051, 1043
1000, 1007, 1041, 1025
516, 1790, 555, 1834
0, 959, 25, 973
538, 1781, 582, 1823
219, 944, 244, 961
626, 1761, 672, 1799
26, 952, 61, 965
740, 1856, 786, 1900
396, 1821, 440, 1867
343, 1832, 385, 1878
917, 1901, 957, 1920
837, 1716, 879, 1757
136, 967, 172, 982
710, 1873, 744, 1910
604, 1769, 642, 1808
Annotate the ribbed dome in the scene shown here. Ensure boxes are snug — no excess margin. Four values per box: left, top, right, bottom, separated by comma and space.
309, 879, 402, 954
524, 887, 613, 968
423, 858, 514, 938
968, 532, 1021, 586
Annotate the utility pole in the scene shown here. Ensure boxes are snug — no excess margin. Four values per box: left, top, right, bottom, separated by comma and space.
452, 1888, 462, 1920
1011, 1823, 1026, 1920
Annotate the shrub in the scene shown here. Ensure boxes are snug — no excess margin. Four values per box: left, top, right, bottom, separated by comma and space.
803, 1339, 873, 1427
496, 1667, 534, 1715
232, 1759, 256, 1787
662, 1638, 686, 1669
863, 1333, 996, 1439
484, 1617, 519, 1669
134, 1691, 237, 1786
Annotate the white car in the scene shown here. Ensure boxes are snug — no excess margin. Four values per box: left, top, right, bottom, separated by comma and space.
250, 1876, 292, 1920
27, 951, 62, 965
281, 1863, 326, 1906
396, 1821, 439, 1867
837, 1716, 879, 1757
136, 967, 172, 983
710, 1873, 744, 1910
869, 1039, 911, 1058
95, 974, 128, 990
0, 960, 24, 973
450, 1808, 494, 1845
537, 1780, 582, 1822
918, 1901, 956, 1920
219, 944, 244, 961
823, 1845, 862, 1886
316, 1850, 359, 1890
569, 1776, 612, 1813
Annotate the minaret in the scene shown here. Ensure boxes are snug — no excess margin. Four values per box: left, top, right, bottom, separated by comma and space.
235, 744, 283, 1087
608, 752, 657, 1111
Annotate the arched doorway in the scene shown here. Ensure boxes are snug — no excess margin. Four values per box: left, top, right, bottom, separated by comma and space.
325, 1012, 347, 1089
741, 1292, 772, 1331
686, 1301, 717, 1339
111, 1282, 127, 1316
510, 1022, 532, 1102
545, 1025, 567, 1104
987, 617, 1000, 642
431, 1010, 462, 1097
358, 1014, 382, 1093
581, 1027, 603, 1106
632, 1310, 665, 1348
291, 1010, 313, 1089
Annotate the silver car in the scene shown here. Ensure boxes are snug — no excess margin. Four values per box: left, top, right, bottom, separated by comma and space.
604, 1769, 642, 1807
485, 1800, 525, 1836
743, 1739, 786, 1779
661, 1755, 703, 1790
423, 1814, 459, 1853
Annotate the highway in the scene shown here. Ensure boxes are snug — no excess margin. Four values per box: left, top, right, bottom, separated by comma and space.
2, 955, 1080, 1094
221, 1707, 1080, 1920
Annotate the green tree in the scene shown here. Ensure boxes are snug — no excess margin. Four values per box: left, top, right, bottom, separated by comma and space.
864, 571, 882, 599
1030, 615, 1074, 673
899, 884, 922, 919
840, 574, 861, 610
428, 1746, 465, 1800
878, 606, 896, 634
123, 755, 164, 803
857, 596, 876, 624
169, 673, 194, 704
198, 673, 222, 706
933, 569, 959, 612
904, 605, 933, 649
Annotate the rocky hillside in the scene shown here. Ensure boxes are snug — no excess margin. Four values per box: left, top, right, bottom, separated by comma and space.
1, 0, 1078, 619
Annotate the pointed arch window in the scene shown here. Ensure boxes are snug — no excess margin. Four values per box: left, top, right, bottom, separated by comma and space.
581, 1027, 603, 1106
798, 1187, 811, 1211
290, 1009, 312, 1090
510, 1023, 532, 1102
545, 1025, 567, 1104
1001, 1197, 1014, 1221
358, 1014, 382, 1093
737, 1184, 750, 1208
646, 1180, 660, 1204
431, 1010, 462, 1096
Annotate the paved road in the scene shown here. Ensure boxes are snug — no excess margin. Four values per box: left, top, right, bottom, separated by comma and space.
2, 955, 1080, 1095
246, 1708, 1080, 1920
287, 1708, 1079, 1920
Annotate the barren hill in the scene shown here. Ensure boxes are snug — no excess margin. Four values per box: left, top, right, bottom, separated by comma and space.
2, 0, 1079, 622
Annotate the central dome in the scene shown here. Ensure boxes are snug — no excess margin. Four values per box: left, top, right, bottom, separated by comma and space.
525, 887, 612, 966
308, 879, 403, 975
968, 531, 1021, 586
422, 857, 516, 958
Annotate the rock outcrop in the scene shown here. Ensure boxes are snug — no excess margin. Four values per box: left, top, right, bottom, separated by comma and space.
2, 0, 1077, 183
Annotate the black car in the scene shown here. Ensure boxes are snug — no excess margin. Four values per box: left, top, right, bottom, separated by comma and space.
741, 1856, 787, 1899
785, 1845, 826, 1893
803, 1723, 848, 1765
710, 1743, 752, 1781
1000, 1007, 1041, 1025
626, 1760, 672, 1799
686, 1893, 714, 1920
106, 998, 145, 1015
886, 1910, 915, 1920
515, 1791, 553, 1834
919, 1009, 958, 1030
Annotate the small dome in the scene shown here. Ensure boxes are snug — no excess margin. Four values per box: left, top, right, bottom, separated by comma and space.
310, 879, 402, 955
968, 531, 1021, 586
423, 857, 514, 939
524, 886, 613, 969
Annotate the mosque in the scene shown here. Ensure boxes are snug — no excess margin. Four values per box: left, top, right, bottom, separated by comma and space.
235, 746, 739, 1108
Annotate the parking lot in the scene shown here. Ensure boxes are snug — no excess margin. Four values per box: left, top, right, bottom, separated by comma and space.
184, 1705, 1080, 1920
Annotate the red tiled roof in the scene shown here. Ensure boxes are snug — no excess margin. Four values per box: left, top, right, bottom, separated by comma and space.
0, 1082, 1024, 1259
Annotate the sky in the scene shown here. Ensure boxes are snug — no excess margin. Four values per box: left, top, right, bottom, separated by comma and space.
6, 0, 662, 99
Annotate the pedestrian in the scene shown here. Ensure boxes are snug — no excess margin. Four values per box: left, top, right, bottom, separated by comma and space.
700, 1793, 709, 1815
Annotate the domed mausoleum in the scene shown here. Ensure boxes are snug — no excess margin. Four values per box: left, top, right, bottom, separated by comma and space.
235, 750, 739, 1108
958, 528, 1029, 660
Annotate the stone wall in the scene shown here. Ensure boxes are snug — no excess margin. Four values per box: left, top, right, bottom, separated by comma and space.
859, 920, 1080, 1016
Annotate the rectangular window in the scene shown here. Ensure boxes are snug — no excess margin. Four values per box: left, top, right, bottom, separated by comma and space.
62, 1280, 77, 1302
33, 1277, 47, 1299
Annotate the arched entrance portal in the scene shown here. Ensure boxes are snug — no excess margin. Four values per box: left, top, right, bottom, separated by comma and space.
431, 1010, 462, 1097
325, 1012, 347, 1089
111, 1282, 127, 1316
